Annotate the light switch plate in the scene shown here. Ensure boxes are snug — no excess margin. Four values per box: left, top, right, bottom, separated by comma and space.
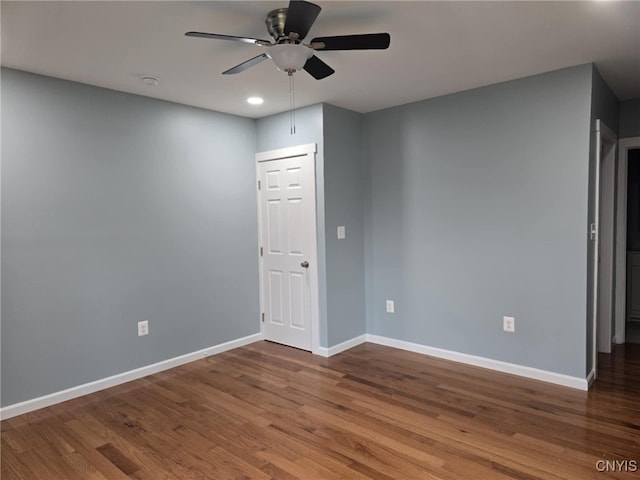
337, 226, 346, 239
386, 300, 395, 313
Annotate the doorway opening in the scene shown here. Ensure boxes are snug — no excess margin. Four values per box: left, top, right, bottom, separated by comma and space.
593, 136, 640, 384
623, 148, 640, 344
614, 137, 640, 347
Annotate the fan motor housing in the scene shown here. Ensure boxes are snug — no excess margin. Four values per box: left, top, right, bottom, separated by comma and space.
266, 8, 292, 43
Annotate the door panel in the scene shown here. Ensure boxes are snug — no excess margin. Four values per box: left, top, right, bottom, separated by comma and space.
288, 198, 303, 254
289, 272, 305, 329
269, 270, 284, 325
267, 200, 282, 253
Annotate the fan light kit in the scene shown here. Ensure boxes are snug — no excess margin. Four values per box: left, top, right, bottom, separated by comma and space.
185, 0, 390, 132
247, 96, 264, 105
268, 44, 313, 74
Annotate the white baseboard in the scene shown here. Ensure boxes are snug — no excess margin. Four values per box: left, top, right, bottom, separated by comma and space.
316, 334, 367, 357
0, 333, 262, 420
612, 335, 625, 345
586, 368, 596, 387
1, 331, 590, 420
366, 334, 589, 391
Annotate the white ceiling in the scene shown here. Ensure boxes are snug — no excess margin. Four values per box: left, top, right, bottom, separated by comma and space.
2, 1, 639, 118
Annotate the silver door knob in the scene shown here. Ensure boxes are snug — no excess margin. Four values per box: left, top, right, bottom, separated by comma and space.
301, 261, 309, 268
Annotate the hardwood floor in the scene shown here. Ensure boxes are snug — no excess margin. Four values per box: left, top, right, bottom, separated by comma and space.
2, 341, 639, 479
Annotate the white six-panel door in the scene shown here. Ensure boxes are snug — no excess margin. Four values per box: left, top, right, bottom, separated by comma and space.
256, 144, 318, 352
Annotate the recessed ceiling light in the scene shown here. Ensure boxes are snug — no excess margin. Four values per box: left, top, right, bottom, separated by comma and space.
247, 96, 264, 105
141, 76, 159, 87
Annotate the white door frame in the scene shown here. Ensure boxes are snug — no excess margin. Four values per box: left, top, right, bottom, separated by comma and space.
596, 121, 617, 355
614, 136, 640, 345
591, 119, 617, 379
255, 143, 320, 354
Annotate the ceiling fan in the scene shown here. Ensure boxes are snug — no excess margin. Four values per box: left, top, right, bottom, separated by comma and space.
185, 0, 391, 79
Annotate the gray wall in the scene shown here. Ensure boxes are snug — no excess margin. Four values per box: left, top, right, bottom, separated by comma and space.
619, 99, 640, 139
323, 104, 366, 345
1, 69, 259, 406
255, 105, 329, 346
591, 67, 619, 133
363, 65, 593, 377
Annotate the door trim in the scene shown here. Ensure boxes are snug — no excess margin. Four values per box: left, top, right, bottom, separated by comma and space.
614, 136, 640, 344
591, 119, 617, 379
597, 121, 617, 355
255, 143, 320, 354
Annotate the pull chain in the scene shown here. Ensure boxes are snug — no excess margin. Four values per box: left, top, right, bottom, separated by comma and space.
289, 73, 296, 135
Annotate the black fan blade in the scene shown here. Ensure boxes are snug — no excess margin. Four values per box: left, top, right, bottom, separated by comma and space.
311, 33, 390, 51
303, 55, 334, 80
284, 0, 321, 40
223, 53, 269, 75
185, 32, 271, 46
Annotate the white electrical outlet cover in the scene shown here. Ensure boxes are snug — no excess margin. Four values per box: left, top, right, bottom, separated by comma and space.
337, 226, 346, 239
138, 320, 149, 336
503, 316, 515, 332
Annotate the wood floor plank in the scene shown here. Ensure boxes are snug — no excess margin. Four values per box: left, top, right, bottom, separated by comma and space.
2, 341, 639, 479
